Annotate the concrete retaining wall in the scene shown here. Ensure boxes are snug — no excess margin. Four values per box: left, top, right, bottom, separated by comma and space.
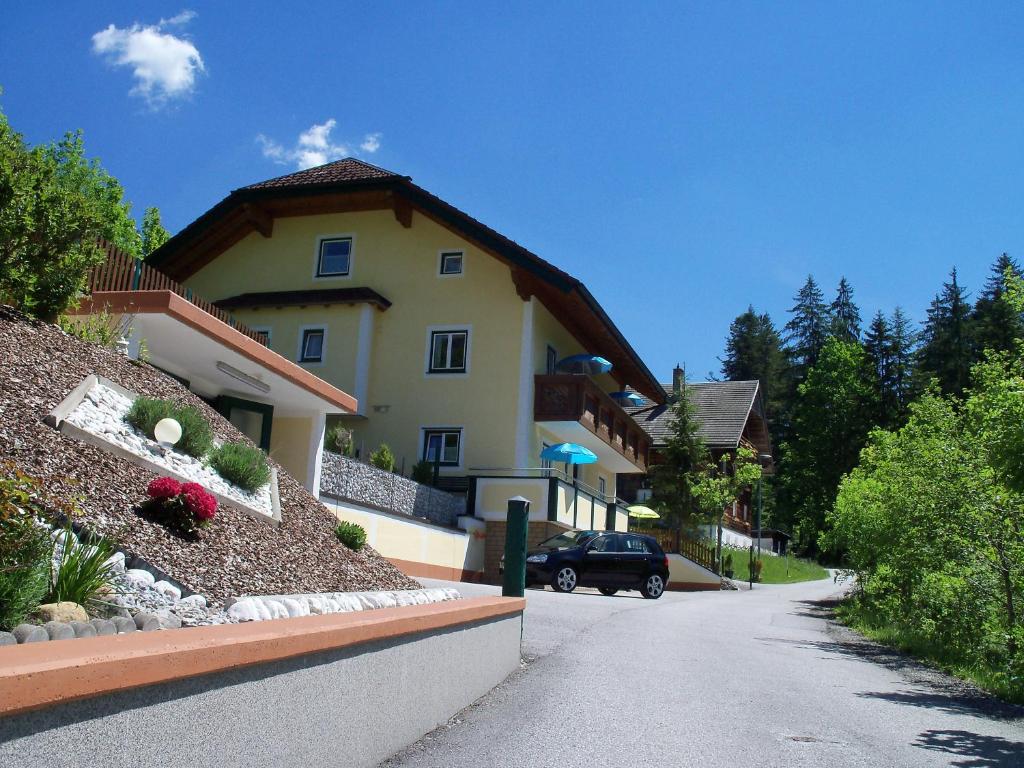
0, 599, 523, 767
320, 451, 466, 526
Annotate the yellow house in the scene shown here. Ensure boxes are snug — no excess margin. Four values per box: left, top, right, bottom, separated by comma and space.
150, 158, 665, 580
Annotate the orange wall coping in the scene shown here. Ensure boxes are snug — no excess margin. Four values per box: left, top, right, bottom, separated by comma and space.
75, 290, 358, 413
0, 596, 524, 718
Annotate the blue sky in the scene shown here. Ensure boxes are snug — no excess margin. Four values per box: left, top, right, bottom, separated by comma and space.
3, 3, 1023, 380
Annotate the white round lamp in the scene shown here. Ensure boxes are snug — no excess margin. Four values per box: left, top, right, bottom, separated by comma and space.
154, 418, 183, 449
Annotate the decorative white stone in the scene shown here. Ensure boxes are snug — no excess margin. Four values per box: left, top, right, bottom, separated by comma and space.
152, 581, 182, 601
125, 568, 155, 587
226, 599, 262, 623
103, 551, 126, 572
279, 598, 305, 617
51, 529, 77, 549
179, 594, 207, 609
306, 598, 324, 615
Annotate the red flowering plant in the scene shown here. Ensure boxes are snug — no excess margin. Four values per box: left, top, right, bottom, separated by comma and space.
143, 477, 217, 536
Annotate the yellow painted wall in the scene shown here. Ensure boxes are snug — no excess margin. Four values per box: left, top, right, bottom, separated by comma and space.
185, 209, 524, 473
476, 477, 549, 522
321, 497, 484, 578
229, 305, 362, 396
269, 416, 314, 487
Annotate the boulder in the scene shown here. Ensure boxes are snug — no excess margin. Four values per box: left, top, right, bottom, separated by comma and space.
279, 598, 306, 618
133, 612, 161, 632
70, 621, 97, 638
0, 631, 17, 646
111, 616, 137, 634
152, 581, 182, 601
226, 599, 262, 622
33, 602, 89, 624
179, 594, 207, 609
156, 611, 182, 630
12, 624, 48, 643
43, 621, 75, 641
104, 551, 126, 573
125, 568, 155, 587
90, 618, 117, 636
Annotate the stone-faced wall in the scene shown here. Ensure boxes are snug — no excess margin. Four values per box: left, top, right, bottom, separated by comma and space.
319, 452, 465, 527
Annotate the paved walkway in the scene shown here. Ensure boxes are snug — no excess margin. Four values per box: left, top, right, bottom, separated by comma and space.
385, 578, 1024, 767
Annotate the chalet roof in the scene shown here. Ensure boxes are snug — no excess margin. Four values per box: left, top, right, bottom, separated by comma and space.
216, 287, 392, 311
148, 158, 664, 402
627, 380, 764, 450
243, 158, 403, 189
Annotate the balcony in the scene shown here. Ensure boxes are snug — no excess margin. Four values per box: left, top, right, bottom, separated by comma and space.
534, 374, 651, 473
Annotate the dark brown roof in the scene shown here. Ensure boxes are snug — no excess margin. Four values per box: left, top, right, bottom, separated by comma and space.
243, 158, 403, 189
628, 380, 766, 451
216, 287, 391, 311
149, 158, 665, 402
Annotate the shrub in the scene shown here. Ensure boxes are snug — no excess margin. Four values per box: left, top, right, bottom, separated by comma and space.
208, 442, 271, 492
334, 521, 367, 551
47, 527, 118, 609
752, 558, 763, 583
722, 552, 734, 577
325, 425, 355, 456
369, 443, 396, 472
411, 460, 435, 485
0, 472, 53, 630
58, 308, 131, 348
125, 397, 214, 458
143, 477, 217, 536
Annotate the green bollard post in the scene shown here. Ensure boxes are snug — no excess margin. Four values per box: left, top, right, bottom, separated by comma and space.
502, 496, 530, 597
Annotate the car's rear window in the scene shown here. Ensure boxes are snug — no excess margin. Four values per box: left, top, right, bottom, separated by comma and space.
623, 535, 654, 554
538, 531, 597, 549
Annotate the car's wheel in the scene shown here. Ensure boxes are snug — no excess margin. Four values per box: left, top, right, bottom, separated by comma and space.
552, 566, 578, 593
640, 573, 665, 599
598, 587, 618, 597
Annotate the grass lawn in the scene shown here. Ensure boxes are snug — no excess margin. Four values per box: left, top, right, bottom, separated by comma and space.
727, 551, 829, 584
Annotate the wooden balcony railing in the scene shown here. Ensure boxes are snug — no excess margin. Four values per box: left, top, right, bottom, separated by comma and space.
643, 528, 719, 573
87, 240, 268, 346
534, 374, 650, 471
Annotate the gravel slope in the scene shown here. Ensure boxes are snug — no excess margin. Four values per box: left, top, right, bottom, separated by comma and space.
0, 306, 419, 601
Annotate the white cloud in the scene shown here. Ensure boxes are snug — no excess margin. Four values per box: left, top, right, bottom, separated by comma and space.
360, 133, 382, 153
258, 120, 383, 170
91, 11, 204, 106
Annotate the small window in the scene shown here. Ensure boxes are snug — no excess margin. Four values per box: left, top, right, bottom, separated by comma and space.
252, 328, 271, 345
440, 251, 463, 275
429, 330, 468, 373
423, 429, 462, 466
598, 477, 607, 497
299, 328, 325, 363
316, 237, 352, 277
546, 345, 558, 375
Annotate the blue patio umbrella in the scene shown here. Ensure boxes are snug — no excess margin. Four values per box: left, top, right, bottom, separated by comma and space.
609, 391, 645, 407
555, 354, 612, 375
540, 442, 598, 465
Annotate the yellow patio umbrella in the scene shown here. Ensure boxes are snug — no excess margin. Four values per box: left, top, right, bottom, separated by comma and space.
626, 505, 660, 519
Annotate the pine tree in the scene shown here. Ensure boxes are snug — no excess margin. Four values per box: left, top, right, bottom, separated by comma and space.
830, 277, 862, 342
917, 269, 973, 397
971, 253, 1023, 357
650, 373, 709, 531
785, 275, 830, 379
141, 207, 170, 258
863, 311, 893, 426
720, 305, 788, 441
888, 307, 916, 422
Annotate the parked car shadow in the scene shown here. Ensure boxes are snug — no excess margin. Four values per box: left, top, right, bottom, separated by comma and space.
913, 729, 1024, 767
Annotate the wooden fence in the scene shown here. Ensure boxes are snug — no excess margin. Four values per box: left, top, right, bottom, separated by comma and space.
87, 241, 268, 345
643, 528, 719, 573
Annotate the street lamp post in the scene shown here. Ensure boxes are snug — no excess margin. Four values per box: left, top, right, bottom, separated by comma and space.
751, 453, 773, 589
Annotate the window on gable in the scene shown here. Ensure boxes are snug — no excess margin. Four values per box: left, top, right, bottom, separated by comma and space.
440, 251, 463, 275
316, 237, 352, 277
423, 429, 462, 466
299, 328, 325, 363
429, 330, 468, 373
253, 328, 271, 346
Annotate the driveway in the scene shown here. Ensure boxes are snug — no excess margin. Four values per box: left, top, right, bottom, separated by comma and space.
387, 577, 1024, 767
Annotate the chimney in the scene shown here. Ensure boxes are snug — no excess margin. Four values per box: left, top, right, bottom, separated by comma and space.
672, 365, 684, 400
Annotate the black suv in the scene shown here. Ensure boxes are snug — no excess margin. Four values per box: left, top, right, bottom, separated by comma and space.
524, 530, 669, 599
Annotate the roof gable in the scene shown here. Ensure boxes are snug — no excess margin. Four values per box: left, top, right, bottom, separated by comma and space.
628, 380, 766, 450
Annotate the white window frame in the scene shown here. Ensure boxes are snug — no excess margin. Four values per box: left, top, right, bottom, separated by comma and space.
438, 249, 465, 278
420, 426, 464, 469
297, 325, 327, 366
424, 324, 471, 378
312, 233, 355, 279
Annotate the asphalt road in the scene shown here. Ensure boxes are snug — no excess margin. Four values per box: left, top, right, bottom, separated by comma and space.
384, 577, 1024, 767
